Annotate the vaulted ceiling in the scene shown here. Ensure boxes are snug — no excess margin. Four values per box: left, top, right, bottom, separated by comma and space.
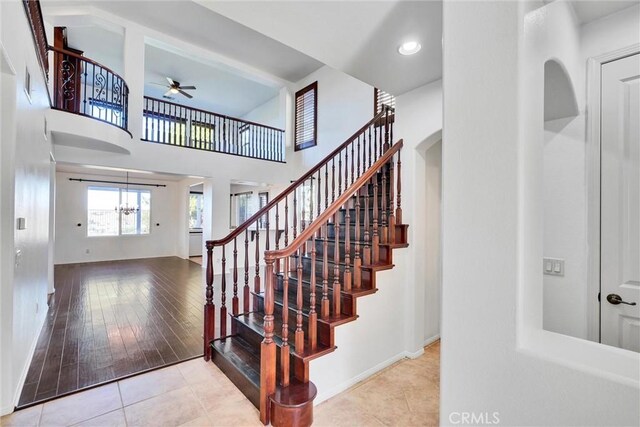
197, 1, 443, 95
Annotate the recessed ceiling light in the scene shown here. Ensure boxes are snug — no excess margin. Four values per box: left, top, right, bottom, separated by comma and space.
398, 41, 421, 56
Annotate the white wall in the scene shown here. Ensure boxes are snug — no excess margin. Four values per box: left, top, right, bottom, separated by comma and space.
395, 80, 443, 354
441, 2, 639, 426
0, 1, 52, 415
240, 93, 284, 130
289, 66, 374, 177
424, 140, 442, 344
54, 171, 181, 264
541, 3, 640, 339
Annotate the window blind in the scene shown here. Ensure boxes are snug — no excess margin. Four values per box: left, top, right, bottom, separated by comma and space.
295, 81, 317, 151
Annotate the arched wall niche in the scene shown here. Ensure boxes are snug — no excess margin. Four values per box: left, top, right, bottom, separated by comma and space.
544, 58, 579, 121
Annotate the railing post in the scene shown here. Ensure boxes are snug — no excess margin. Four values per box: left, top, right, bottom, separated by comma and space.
388, 153, 396, 245
396, 148, 403, 224
260, 259, 276, 425
232, 238, 239, 331
220, 245, 227, 337
281, 257, 290, 387
204, 242, 215, 361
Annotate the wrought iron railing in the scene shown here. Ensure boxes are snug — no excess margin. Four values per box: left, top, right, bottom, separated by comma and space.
49, 45, 130, 135
143, 96, 285, 162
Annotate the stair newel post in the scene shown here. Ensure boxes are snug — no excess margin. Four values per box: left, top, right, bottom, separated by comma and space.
220, 245, 227, 337
396, 148, 403, 224
363, 185, 371, 266
244, 230, 250, 313
275, 203, 280, 275
388, 152, 396, 244
381, 165, 388, 244
321, 224, 330, 319
295, 247, 305, 354
260, 258, 276, 425
372, 174, 380, 264
232, 238, 239, 333
309, 236, 318, 351
254, 223, 260, 311
343, 201, 352, 291
333, 212, 342, 316
204, 242, 215, 361
281, 256, 290, 387
354, 188, 362, 289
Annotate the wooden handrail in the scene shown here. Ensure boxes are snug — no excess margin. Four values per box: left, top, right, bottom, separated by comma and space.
48, 45, 129, 86
144, 96, 285, 133
264, 140, 403, 262
208, 105, 393, 246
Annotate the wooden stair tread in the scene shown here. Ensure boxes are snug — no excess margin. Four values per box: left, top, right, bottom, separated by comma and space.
271, 379, 318, 408
276, 271, 376, 297
236, 312, 337, 361
211, 336, 261, 386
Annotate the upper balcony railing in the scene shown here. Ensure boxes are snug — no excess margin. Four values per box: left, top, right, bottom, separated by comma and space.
142, 96, 285, 163
50, 45, 131, 135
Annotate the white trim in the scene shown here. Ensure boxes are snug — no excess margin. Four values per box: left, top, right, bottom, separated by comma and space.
423, 334, 440, 348
585, 43, 640, 343
313, 349, 426, 405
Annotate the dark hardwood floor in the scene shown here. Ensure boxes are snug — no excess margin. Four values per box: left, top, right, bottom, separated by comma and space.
18, 257, 205, 407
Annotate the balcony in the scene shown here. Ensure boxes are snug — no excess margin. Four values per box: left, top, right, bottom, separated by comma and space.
142, 97, 285, 163
23, 0, 285, 162
50, 45, 130, 136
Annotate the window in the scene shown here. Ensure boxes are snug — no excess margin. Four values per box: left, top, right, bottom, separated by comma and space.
189, 192, 204, 230
142, 112, 187, 145
87, 186, 151, 237
294, 81, 317, 151
258, 192, 269, 228
374, 88, 396, 125
230, 191, 254, 228
190, 121, 215, 148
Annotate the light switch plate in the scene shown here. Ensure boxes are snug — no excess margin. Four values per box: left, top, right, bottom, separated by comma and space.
543, 257, 564, 276
17, 217, 26, 230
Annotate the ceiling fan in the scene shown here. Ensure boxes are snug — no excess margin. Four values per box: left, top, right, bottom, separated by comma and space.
151, 77, 196, 99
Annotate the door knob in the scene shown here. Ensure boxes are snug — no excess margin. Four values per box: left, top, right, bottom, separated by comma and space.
606, 294, 637, 306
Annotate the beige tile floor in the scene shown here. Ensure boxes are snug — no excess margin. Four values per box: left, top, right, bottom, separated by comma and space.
1, 341, 440, 427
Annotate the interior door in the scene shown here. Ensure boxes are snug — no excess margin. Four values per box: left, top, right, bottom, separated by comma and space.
600, 53, 640, 352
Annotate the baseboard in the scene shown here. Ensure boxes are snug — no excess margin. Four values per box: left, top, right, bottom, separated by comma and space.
405, 347, 425, 359
314, 351, 411, 405
423, 334, 440, 348
4, 312, 47, 415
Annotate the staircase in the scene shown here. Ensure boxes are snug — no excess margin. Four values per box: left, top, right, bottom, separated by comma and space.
203, 106, 407, 426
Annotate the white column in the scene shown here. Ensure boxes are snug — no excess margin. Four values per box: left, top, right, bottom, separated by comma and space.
122, 26, 145, 142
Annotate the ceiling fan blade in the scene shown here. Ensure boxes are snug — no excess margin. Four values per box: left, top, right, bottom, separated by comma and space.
178, 89, 193, 99
150, 82, 168, 87
179, 86, 196, 90
164, 89, 174, 97
166, 77, 175, 86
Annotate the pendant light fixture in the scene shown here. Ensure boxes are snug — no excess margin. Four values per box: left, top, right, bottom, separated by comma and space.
115, 172, 139, 215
